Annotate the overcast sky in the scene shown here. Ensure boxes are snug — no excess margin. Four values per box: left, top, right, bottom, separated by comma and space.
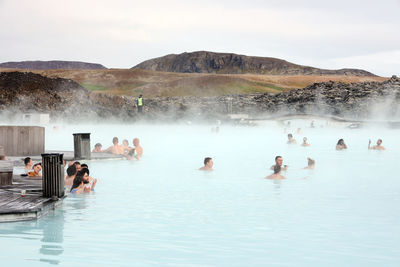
1, 0, 399, 76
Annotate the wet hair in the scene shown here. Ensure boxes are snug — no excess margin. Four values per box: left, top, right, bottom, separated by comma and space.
378, 139, 382, 143
71, 175, 84, 192
33, 163, 41, 168
81, 163, 88, 169
66, 164, 77, 177
307, 157, 315, 166
275, 156, 282, 161
24, 157, 32, 165
0, 155, 5, 160
288, 134, 293, 138
74, 161, 81, 166
94, 143, 102, 147
273, 164, 281, 174
122, 139, 129, 145
337, 139, 344, 145
78, 168, 89, 176
204, 157, 212, 165
113, 137, 119, 144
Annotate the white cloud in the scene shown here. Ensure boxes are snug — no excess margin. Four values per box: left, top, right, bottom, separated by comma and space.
0, 0, 399, 76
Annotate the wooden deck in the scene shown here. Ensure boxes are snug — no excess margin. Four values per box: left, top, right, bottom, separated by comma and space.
0, 175, 64, 222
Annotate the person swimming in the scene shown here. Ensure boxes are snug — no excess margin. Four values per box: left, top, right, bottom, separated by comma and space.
133, 138, 143, 160
122, 139, 133, 154
368, 139, 386, 150
103, 137, 124, 155
301, 137, 310, 146
65, 164, 77, 187
199, 157, 213, 171
304, 157, 315, 169
266, 165, 285, 180
336, 139, 347, 150
270, 156, 288, 171
70, 175, 84, 194
287, 133, 297, 144
92, 143, 102, 152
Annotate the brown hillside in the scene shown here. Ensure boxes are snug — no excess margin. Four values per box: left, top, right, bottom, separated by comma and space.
0, 68, 386, 97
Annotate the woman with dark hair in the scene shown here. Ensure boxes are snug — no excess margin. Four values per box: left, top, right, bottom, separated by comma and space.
336, 139, 347, 150
78, 168, 97, 192
70, 175, 84, 194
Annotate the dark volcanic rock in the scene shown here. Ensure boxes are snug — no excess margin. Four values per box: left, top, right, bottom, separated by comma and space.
1, 72, 399, 122
133, 51, 375, 76
0, 60, 106, 70
0, 72, 135, 120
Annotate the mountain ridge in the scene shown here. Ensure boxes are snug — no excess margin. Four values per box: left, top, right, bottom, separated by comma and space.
0, 60, 106, 70
133, 51, 375, 76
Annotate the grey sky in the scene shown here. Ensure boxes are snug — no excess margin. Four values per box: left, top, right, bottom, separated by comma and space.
0, 0, 399, 76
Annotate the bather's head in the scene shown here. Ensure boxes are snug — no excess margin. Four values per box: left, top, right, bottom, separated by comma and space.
307, 157, 315, 167
377, 139, 383, 145
74, 161, 81, 172
275, 156, 283, 166
112, 137, 119, 145
33, 163, 42, 174
288, 134, 293, 139
337, 139, 344, 145
24, 157, 33, 166
122, 139, 129, 147
133, 138, 140, 146
77, 168, 90, 184
204, 157, 213, 168
66, 164, 77, 177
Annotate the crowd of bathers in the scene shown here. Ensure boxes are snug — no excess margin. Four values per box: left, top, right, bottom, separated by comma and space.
65, 161, 97, 194
198, 129, 386, 180
92, 137, 143, 160
22, 157, 97, 194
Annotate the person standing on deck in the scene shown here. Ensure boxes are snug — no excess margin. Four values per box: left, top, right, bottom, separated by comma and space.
137, 94, 144, 113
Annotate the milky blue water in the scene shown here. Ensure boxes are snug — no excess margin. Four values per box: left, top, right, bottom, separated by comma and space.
0, 121, 400, 266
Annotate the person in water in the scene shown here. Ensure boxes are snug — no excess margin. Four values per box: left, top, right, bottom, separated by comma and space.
24, 157, 33, 173
266, 165, 285, 180
199, 157, 213, 171
122, 139, 133, 154
92, 143, 102, 152
287, 133, 297, 144
304, 157, 315, 169
270, 156, 288, 171
70, 175, 84, 194
301, 137, 311, 146
133, 138, 143, 160
103, 137, 124, 155
29, 163, 42, 177
79, 168, 97, 192
368, 139, 385, 150
336, 139, 347, 150
65, 164, 77, 187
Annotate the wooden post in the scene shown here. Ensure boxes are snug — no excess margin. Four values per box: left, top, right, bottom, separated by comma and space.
73, 133, 91, 160
0, 161, 13, 186
42, 153, 64, 198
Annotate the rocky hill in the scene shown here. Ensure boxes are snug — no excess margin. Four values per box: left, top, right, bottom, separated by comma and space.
0, 71, 398, 121
0, 72, 135, 120
133, 51, 375, 76
0, 60, 106, 70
